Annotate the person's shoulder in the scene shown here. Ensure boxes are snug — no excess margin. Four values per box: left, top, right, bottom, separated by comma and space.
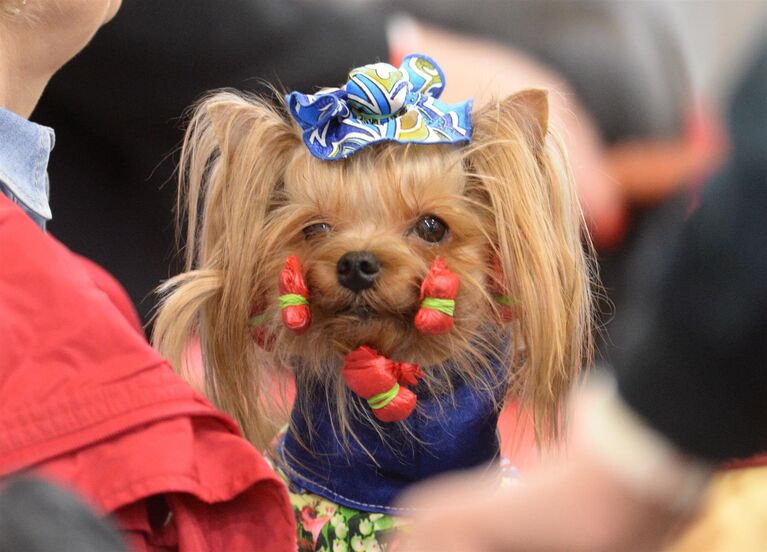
0, 192, 155, 369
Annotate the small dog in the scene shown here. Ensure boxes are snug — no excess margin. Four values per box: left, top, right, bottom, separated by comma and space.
154, 54, 593, 549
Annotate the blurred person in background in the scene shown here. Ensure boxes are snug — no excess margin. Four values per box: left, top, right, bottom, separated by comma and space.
0, 1, 295, 549
400, 37, 767, 552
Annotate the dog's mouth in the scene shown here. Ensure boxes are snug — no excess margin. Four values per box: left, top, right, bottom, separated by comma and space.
302, 296, 427, 357
337, 304, 377, 319
328, 299, 417, 323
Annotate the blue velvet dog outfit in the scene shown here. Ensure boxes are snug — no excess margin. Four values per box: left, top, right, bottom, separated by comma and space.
278, 360, 504, 514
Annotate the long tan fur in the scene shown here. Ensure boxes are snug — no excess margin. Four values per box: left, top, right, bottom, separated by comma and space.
468, 92, 595, 440
153, 88, 594, 451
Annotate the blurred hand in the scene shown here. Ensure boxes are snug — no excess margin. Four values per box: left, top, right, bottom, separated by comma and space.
399, 454, 691, 552
397, 385, 705, 552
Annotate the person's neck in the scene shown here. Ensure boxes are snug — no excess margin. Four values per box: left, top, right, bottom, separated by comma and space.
0, 29, 51, 118
0, 0, 119, 118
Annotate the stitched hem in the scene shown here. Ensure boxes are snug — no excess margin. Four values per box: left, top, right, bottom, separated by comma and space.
277, 443, 419, 515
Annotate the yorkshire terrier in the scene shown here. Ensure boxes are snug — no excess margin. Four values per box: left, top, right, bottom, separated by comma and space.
154, 54, 593, 550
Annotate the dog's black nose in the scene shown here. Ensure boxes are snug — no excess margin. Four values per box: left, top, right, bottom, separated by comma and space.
337, 251, 380, 293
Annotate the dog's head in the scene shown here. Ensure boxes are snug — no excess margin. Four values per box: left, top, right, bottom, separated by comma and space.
154, 85, 593, 449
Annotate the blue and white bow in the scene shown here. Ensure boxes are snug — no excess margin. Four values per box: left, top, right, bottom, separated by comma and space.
286, 54, 473, 161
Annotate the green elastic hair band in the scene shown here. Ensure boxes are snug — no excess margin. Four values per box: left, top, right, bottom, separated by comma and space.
367, 383, 400, 410
420, 297, 455, 317
248, 313, 267, 326
279, 293, 309, 309
494, 294, 518, 307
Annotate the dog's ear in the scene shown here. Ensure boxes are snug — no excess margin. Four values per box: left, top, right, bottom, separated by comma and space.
205, 93, 297, 162
467, 89, 593, 444
475, 89, 549, 155
173, 91, 300, 271
154, 91, 300, 449
505, 89, 549, 151
207, 100, 251, 160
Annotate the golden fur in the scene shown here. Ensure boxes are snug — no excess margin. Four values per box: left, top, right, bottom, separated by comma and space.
153, 88, 595, 451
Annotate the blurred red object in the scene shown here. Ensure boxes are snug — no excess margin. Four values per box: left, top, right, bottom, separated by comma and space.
605, 100, 728, 221
725, 454, 767, 471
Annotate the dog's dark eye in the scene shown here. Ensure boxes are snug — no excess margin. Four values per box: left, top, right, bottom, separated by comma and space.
414, 215, 449, 243
303, 222, 333, 239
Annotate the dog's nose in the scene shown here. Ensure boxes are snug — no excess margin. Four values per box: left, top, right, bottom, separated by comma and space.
337, 251, 380, 293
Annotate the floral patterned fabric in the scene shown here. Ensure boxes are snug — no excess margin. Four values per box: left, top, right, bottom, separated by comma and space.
282, 458, 520, 551
290, 490, 406, 552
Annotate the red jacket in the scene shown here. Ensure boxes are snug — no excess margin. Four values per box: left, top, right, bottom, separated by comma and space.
0, 194, 296, 551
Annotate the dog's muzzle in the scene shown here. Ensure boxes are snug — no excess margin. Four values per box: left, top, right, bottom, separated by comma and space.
337, 251, 379, 293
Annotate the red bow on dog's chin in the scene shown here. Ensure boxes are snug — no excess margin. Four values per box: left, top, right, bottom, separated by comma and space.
342, 346, 424, 423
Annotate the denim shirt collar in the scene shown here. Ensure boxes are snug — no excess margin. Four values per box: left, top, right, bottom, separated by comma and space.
0, 107, 55, 221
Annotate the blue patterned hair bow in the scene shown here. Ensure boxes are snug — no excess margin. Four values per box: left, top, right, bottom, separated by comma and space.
286, 54, 473, 161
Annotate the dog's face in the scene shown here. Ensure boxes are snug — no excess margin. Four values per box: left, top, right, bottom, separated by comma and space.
268, 143, 492, 370
154, 89, 593, 447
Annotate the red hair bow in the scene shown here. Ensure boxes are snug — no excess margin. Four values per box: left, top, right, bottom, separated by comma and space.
279, 256, 311, 333
415, 258, 460, 335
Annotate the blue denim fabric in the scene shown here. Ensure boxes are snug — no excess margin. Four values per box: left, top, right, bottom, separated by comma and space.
0, 108, 55, 230
278, 359, 505, 515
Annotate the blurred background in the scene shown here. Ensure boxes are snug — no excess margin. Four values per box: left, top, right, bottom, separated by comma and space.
33, 0, 767, 365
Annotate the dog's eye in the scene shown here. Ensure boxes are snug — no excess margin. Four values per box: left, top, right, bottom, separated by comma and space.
303, 222, 333, 239
414, 215, 449, 243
